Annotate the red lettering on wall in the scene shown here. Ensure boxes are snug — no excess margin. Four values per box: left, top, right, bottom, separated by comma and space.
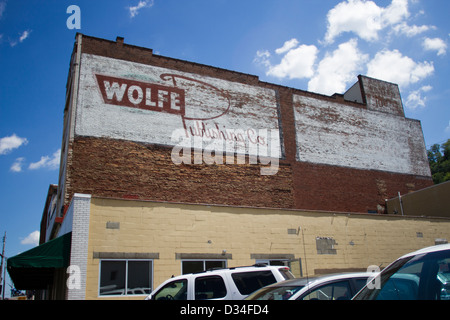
95, 74, 186, 116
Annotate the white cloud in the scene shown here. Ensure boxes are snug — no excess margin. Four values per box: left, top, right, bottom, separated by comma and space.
266, 42, 318, 79
19, 30, 31, 42
21, 231, 40, 246
254, 50, 271, 68
324, 0, 410, 43
29, 149, 61, 170
382, 0, 409, 26
0, 134, 28, 155
10, 157, 25, 172
254, 0, 439, 97
423, 37, 447, 56
405, 85, 432, 110
392, 22, 435, 37
367, 49, 434, 87
275, 38, 300, 55
9, 30, 32, 47
308, 39, 368, 95
128, 0, 154, 18
325, 0, 381, 43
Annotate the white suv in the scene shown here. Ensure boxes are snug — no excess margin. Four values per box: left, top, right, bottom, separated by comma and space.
145, 264, 294, 300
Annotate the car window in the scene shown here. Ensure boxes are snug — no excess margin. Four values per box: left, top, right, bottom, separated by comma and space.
279, 268, 295, 280
152, 279, 188, 300
299, 280, 352, 300
354, 278, 371, 293
354, 249, 450, 300
195, 276, 227, 300
247, 285, 304, 300
377, 256, 450, 300
438, 266, 450, 300
231, 271, 277, 295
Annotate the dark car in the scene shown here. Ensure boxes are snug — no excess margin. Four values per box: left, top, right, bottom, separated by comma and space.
353, 244, 450, 300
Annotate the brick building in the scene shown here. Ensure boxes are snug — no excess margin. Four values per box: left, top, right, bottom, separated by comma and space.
57, 34, 432, 217
9, 34, 450, 300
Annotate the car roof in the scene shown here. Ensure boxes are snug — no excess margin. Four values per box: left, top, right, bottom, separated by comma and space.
263, 272, 374, 288
398, 244, 450, 259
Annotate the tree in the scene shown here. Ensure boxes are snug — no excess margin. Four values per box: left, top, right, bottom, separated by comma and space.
427, 139, 450, 184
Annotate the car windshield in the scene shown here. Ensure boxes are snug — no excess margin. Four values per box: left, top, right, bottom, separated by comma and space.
354, 248, 450, 300
152, 279, 188, 300
279, 268, 295, 280
245, 285, 305, 300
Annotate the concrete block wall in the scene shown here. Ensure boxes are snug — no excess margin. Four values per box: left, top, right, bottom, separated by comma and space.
85, 197, 450, 300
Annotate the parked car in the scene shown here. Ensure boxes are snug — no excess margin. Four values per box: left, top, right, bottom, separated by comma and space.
145, 264, 294, 300
353, 244, 450, 300
245, 272, 375, 300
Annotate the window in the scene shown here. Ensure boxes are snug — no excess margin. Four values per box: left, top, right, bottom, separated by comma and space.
195, 276, 227, 299
152, 279, 188, 300
231, 270, 277, 295
246, 285, 305, 300
99, 260, 152, 296
255, 259, 289, 267
182, 260, 227, 274
299, 280, 352, 300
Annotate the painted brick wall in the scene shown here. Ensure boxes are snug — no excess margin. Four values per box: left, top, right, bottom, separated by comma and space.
62, 34, 433, 214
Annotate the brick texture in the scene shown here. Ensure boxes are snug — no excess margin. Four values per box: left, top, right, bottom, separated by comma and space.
63, 34, 433, 214
67, 137, 294, 208
67, 193, 91, 300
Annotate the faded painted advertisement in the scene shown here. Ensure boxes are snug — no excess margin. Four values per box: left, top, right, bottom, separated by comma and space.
293, 95, 431, 176
76, 54, 282, 159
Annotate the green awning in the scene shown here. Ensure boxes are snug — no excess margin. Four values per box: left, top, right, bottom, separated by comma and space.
7, 232, 72, 290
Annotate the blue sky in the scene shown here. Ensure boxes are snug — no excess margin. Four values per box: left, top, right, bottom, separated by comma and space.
0, 0, 449, 294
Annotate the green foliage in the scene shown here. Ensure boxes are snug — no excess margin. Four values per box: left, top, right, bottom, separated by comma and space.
427, 139, 450, 184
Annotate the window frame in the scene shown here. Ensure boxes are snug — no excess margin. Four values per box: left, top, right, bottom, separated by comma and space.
255, 259, 289, 267
181, 259, 227, 274
98, 259, 154, 297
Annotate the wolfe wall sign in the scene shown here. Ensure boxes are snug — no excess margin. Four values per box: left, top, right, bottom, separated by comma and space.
95, 74, 186, 116
76, 54, 282, 165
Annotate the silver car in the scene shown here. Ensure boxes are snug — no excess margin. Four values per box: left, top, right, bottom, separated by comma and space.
245, 272, 375, 300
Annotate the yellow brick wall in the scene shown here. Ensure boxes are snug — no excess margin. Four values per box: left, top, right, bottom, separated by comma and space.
85, 197, 450, 300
